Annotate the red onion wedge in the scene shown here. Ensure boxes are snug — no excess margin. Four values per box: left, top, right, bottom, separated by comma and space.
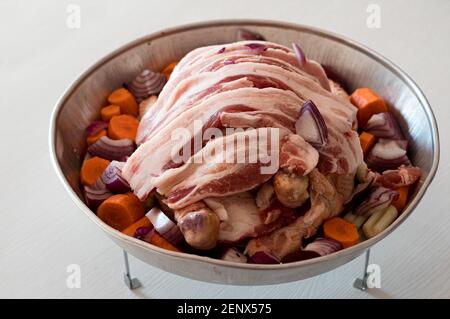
86, 121, 108, 136
292, 43, 306, 67
304, 238, 342, 256
247, 251, 280, 264
281, 250, 320, 263
366, 138, 410, 172
87, 136, 135, 161
145, 207, 183, 245
220, 247, 247, 263
134, 226, 155, 241
101, 161, 130, 193
128, 69, 166, 102
295, 100, 328, 147
236, 28, 265, 41
364, 112, 404, 139
355, 186, 399, 216
84, 178, 112, 210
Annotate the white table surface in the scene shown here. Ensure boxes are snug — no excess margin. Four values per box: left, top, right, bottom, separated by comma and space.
1, 0, 449, 299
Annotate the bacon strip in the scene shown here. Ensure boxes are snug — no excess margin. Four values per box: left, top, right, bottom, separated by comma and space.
123, 88, 307, 200
154, 128, 318, 209
377, 166, 422, 189
124, 40, 364, 206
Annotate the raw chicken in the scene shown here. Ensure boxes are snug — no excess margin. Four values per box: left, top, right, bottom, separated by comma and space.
204, 192, 297, 243
121, 40, 366, 252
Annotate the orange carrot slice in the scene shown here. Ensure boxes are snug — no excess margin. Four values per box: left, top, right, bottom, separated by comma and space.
391, 186, 409, 212
86, 129, 107, 146
359, 131, 376, 155
122, 216, 152, 237
107, 88, 138, 117
350, 88, 388, 127
101, 105, 121, 121
162, 61, 178, 80
80, 156, 110, 186
97, 193, 145, 231
323, 217, 359, 248
149, 232, 181, 252
108, 114, 139, 140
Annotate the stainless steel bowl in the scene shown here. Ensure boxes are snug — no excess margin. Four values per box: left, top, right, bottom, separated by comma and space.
49, 20, 439, 285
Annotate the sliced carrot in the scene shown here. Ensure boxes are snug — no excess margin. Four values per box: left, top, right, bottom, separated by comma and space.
350, 88, 388, 127
359, 131, 376, 155
323, 217, 359, 248
80, 156, 110, 186
122, 216, 152, 237
149, 232, 181, 252
391, 186, 409, 212
101, 105, 121, 121
86, 129, 107, 146
108, 114, 139, 140
107, 88, 138, 117
97, 193, 145, 231
162, 61, 178, 80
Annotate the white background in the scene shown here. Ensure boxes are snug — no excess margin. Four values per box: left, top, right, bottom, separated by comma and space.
1, 0, 449, 298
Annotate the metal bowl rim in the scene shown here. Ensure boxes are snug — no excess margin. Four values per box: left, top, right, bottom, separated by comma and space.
49, 19, 440, 270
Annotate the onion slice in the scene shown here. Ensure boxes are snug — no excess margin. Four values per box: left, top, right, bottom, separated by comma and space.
247, 251, 280, 264
292, 43, 306, 67
101, 161, 130, 193
145, 207, 183, 245
295, 100, 328, 147
366, 138, 410, 172
128, 69, 166, 102
86, 121, 108, 136
134, 226, 154, 241
355, 186, 399, 216
236, 28, 265, 41
87, 136, 135, 161
84, 178, 112, 209
304, 238, 342, 256
220, 247, 247, 263
364, 112, 404, 139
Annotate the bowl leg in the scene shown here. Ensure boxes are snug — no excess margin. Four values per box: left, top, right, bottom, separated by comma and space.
353, 249, 371, 291
123, 250, 142, 290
